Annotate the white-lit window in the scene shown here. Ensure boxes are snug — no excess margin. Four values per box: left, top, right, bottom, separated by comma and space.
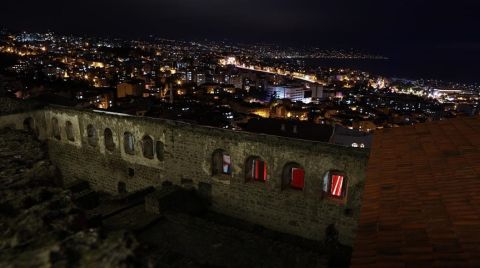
212, 149, 232, 176
323, 171, 348, 200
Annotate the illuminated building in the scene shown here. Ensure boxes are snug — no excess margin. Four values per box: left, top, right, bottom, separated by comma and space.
269, 84, 324, 103
90, 61, 105, 68
251, 108, 270, 118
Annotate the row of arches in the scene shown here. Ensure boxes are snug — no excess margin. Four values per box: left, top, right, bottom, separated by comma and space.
50, 117, 164, 161
48, 117, 347, 200
51, 117, 74, 141
211, 150, 348, 199
122, 131, 164, 160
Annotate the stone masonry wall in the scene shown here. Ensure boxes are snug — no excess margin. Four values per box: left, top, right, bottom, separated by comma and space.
0, 106, 369, 245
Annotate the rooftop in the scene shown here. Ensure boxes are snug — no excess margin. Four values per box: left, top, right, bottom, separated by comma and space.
241, 118, 334, 142
352, 116, 480, 267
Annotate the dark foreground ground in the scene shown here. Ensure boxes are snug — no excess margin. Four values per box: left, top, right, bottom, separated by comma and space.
0, 128, 350, 268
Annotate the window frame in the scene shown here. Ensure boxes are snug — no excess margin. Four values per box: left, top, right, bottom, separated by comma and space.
323, 170, 348, 202
124, 132, 135, 155
212, 149, 232, 178
104, 128, 115, 151
66, 121, 75, 142
281, 162, 305, 191
52, 117, 61, 140
142, 135, 154, 159
86, 124, 97, 147
245, 156, 268, 183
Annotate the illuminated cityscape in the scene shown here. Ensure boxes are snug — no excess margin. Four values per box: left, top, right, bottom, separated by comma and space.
1, 1, 480, 267
1, 30, 478, 142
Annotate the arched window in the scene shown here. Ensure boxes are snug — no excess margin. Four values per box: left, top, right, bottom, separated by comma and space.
124, 132, 135, 155
156, 141, 164, 161
360, 143, 365, 148
118, 181, 127, 194
52, 117, 61, 140
323, 171, 348, 199
282, 162, 305, 190
66, 121, 75, 141
212, 149, 232, 176
142, 135, 154, 159
352, 143, 359, 148
245, 156, 267, 182
104, 128, 115, 151
23, 117, 34, 132
87, 124, 97, 146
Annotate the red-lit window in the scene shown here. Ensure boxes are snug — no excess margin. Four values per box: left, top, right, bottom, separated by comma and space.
330, 174, 344, 197
290, 168, 305, 190
281, 163, 304, 190
323, 171, 347, 199
245, 157, 268, 183
252, 159, 267, 181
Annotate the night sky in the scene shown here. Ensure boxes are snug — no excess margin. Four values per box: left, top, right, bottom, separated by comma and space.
1, 0, 479, 49
3, 0, 480, 82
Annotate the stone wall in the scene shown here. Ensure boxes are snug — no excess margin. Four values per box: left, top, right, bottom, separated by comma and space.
0, 97, 44, 115
0, 106, 369, 245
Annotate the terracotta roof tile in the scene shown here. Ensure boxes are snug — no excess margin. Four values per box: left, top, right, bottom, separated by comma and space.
351, 116, 480, 268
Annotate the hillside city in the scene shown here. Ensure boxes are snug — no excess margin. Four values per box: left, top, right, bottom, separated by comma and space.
1, 30, 479, 148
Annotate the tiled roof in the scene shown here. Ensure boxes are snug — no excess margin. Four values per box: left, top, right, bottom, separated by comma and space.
352, 117, 480, 268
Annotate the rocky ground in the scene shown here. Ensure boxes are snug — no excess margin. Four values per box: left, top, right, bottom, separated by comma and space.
0, 128, 138, 268
0, 128, 350, 268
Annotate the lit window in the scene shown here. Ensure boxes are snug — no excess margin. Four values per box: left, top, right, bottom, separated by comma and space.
352, 143, 358, 148
282, 163, 305, 190
323, 171, 348, 199
291, 168, 305, 190
252, 159, 267, 181
245, 157, 267, 182
222, 154, 232, 174
212, 149, 232, 176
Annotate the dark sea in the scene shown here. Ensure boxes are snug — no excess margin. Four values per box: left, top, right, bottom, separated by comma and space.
303, 48, 480, 84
